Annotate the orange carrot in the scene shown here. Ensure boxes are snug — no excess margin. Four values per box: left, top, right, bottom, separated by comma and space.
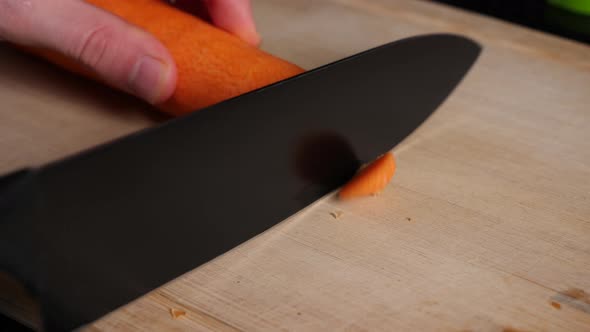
339, 152, 396, 200
28, 0, 304, 116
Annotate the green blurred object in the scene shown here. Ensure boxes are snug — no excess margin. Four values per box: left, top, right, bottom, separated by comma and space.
545, 0, 590, 37
547, 0, 590, 15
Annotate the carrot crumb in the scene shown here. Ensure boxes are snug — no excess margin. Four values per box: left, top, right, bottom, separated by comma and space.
550, 301, 561, 309
562, 288, 587, 300
502, 328, 529, 332
330, 211, 343, 219
170, 308, 186, 319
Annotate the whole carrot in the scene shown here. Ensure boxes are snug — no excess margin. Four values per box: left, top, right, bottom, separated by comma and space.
29, 0, 304, 116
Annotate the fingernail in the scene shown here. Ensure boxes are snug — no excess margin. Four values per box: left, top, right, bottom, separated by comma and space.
128, 55, 174, 104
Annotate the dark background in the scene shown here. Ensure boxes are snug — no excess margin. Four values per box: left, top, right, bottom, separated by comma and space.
431, 0, 590, 44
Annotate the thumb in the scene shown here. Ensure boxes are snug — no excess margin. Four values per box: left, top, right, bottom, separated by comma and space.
0, 0, 177, 104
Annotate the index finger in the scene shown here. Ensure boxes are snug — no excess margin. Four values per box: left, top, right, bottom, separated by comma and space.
173, 0, 260, 46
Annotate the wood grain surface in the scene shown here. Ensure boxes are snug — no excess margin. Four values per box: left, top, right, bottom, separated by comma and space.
1, 0, 590, 331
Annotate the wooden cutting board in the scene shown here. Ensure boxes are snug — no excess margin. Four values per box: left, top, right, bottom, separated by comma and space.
1, 0, 589, 331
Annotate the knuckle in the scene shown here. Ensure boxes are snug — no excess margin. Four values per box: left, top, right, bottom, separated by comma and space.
70, 25, 117, 68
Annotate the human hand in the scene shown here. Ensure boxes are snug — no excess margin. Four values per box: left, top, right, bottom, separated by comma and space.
0, 0, 260, 104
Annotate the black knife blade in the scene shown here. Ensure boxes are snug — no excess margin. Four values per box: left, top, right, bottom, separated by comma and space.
0, 33, 481, 331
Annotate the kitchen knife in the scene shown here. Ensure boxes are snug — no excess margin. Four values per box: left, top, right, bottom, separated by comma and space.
0, 33, 481, 331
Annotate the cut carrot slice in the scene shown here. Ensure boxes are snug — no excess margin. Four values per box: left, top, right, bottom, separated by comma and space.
338, 152, 396, 200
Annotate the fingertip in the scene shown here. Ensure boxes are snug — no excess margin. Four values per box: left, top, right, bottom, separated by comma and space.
207, 0, 261, 46
236, 28, 261, 47
127, 31, 177, 104
152, 52, 178, 104
158, 59, 178, 104
128, 50, 178, 105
